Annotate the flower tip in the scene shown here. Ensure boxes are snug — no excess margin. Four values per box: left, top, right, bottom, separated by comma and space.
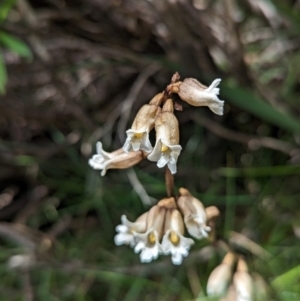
172, 256, 183, 265
214, 78, 221, 85
209, 100, 224, 116
96, 141, 103, 150
179, 187, 191, 196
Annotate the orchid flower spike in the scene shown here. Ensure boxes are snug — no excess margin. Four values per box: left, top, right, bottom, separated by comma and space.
89, 142, 146, 176
161, 208, 194, 265
171, 78, 224, 115
123, 93, 163, 153
114, 213, 148, 247
147, 99, 182, 174
177, 188, 211, 239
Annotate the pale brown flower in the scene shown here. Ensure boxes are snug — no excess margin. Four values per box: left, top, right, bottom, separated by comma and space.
148, 99, 182, 174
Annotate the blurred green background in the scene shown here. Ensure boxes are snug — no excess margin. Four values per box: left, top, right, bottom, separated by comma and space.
0, 0, 300, 300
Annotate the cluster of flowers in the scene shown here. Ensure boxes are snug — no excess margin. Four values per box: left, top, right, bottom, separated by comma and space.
89, 76, 224, 176
207, 253, 254, 301
115, 188, 219, 265
88, 74, 224, 265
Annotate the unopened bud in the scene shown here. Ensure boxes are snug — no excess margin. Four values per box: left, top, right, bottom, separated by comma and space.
162, 98, 174, 113
205, 206, 220, 220
149, 93, 164, 106
206, 253, 235, 297
233, 258, 253, 301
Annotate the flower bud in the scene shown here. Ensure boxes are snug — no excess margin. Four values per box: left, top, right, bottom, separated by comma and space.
205, 206, 220, 220
206, 253, 235, 297
233, 258, 253, 301
177, 188, 211, 239
176, 78, 224, 115
123, 93, 163, 153
147, 99, 182, 174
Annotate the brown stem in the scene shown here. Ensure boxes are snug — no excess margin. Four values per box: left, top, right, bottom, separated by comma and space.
165, 167, 175, 197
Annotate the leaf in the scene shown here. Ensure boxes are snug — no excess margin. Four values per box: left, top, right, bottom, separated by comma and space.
222, 82, 300, 134
272, 265, 300, 291
0, 0, 17, 23
0, 31, 32, 59
0, 52, 7, 94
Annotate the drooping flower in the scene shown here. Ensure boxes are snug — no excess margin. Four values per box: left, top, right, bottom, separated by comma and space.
134, 204, 166, 263
88, 141, 123, 170
177, 188, 211, 239
147, 99, 182, 174
123, 93, 163, 153
89, 142, 146, 176
207, 253, 235, 297
114, 213, 148, 247
161, 209, 194, 265
170, 78, 224, 115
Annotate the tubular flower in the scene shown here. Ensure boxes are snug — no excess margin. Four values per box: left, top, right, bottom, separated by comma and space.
88, 141, 123, 170
114, 213, 148, 247
233, 259, 253, 301
89, 143, 146, 176
161, 209, 194, 265
123, 93, 163, 153
206, 253, 235, 297
177, 188, 211, 239
171, 78, 224, 115
147, 99, 182, 174
134, 204, 166, 263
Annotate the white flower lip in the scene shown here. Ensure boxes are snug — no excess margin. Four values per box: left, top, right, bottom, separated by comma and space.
114, 214, 147, 247
88, 141, 123, 172
161, 230, 194, 265
178, 78, 224, 115
147, 138, 182, 174
123, 129, 153, 153
134, 230, 162, 263
88, 141, 112, 169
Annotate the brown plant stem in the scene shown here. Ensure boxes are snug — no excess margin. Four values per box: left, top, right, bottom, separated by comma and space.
165, 167, 175, 197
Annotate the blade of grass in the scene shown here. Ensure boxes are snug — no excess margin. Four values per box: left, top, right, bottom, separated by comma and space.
0, 52, 7, 94
0, 31, 32, 59
217, 165, 300, 177
222, 82, 300, 133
